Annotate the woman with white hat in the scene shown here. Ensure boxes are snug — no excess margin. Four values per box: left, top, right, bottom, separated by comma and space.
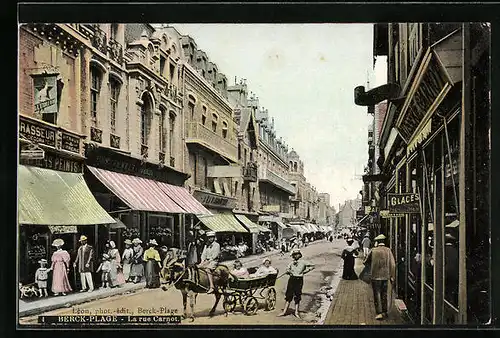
251, 258, 277, 278
129, 238, 144, 283
108, 241, 126, 287
143, 239, 161, 288
122, 239, 134, 282
50, 238, 72, 296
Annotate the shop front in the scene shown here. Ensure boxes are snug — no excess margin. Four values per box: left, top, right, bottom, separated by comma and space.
234, 214, 272, 254
383, 30, 490, 325
258, 215, 288, 246
18, 115, 115, 286
84, 146, 210, 253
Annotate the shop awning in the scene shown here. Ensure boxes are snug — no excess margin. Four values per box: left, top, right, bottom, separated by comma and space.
110, 218, 127, 229
18, 165, 116, 226
235, 214, 271, 233
197, 213, 249, 233
275, 221, 288, 229
289, 224, 304, 233
156, 182, 211, 215
87, 166, 185, 214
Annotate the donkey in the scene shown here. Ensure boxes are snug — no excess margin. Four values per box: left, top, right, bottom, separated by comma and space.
161, 261, 231, 322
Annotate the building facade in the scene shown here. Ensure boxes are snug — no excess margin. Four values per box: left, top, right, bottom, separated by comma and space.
287, 149, 307, 219
357, 23, 490, 325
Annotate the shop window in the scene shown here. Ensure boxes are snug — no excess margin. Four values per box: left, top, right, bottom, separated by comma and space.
443, 115, 460, 309
90, 67, 102, 127
109, 78, 120, 134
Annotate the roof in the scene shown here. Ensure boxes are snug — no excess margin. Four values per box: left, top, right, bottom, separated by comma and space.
18, 165, 116, 225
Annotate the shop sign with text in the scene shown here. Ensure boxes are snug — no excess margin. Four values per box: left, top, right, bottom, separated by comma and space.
387, 193, 420, 213
380, 210, 405, 218
193, 190, 236, 210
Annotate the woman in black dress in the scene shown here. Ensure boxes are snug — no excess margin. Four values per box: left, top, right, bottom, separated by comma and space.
341, 238, 359, 280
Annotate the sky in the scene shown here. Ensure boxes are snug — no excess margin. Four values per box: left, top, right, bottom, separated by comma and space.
171, 24, 376, 210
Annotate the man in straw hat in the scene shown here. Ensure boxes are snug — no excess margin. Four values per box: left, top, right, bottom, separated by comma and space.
198, 231, 220, 294
278, 248, 315, 319
73, 235, 94, 292
363, 234, 396, 320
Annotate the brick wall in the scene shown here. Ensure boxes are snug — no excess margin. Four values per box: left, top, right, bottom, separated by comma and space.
19, 28, 42, 117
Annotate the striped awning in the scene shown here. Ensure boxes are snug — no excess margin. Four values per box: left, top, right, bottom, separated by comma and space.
275, 221, 287, 229
87, 166, 185, 213
289, 224, 303, 233
18, 165, 116, 226
156, 182, 211, 215
197, 213, 249, 233
235, 215, 271, 233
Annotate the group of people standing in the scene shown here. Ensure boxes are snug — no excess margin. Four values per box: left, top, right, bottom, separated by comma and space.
31, 235, 179, 298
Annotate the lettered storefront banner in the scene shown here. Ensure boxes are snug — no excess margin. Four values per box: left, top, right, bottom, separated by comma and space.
387, 193, 421, 213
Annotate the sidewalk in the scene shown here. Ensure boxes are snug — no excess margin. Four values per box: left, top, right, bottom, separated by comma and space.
324, 256, 407, 326
18, 244, 295, 318
19, 282, 147, 317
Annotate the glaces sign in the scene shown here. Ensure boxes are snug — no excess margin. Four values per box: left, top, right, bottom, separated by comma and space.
387, 193, 421, 213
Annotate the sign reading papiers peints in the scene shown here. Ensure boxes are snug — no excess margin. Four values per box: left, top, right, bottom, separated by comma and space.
387, 193, 421, 213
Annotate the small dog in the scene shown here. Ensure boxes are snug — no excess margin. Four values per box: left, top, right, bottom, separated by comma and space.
19, 282, 40, 299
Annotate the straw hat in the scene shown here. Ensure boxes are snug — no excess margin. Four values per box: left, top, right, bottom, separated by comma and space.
374, 234, 387, 241
206, 231, 216, 237
290, 248, 302, 257
124, 239, 132, 245
79, 235, 88, 242
263, 258, 271, 264
38, 259, 48, 264
52, 238, 64, 247
132, 238, 142, 244
149, 239, 158, 246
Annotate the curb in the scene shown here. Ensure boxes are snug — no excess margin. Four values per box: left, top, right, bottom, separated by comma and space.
19, 283, 146, 318
317, 257, 344, 325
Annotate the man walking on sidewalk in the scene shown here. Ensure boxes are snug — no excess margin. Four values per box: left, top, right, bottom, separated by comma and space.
363, 234, 395, 320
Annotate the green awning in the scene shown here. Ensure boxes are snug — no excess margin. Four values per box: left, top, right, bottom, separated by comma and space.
18, 165, 116, 226
197, 213, 249, 233
235, 214, 271, 233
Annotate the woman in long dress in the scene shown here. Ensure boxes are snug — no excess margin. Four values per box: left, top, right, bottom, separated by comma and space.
122, 239, 134, 282
129, 238, 144, 283
108, 241, 126, 287
50, 238, 72, 296
341, 238, 359, 280
143, 239, 161, 288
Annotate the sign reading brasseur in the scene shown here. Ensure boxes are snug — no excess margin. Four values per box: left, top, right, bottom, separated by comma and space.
387, 193, 421, 213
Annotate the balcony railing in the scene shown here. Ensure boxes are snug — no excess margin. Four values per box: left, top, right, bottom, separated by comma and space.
159, 152, 165, 164
141, 144, 148, 158
110, 134, 120, 148
259, 169, 296, 195
185, 122, 238, 162
108, 38, 123, 64
243, 162, 258, 182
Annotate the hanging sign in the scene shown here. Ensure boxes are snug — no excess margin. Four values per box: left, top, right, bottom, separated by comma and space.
387, 193, 421, 213
33, 75, 58, 114
20, 148, 45, 160
380, 210, 405, 218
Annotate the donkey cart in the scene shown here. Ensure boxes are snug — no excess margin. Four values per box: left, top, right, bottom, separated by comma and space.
222, 267, 279, 316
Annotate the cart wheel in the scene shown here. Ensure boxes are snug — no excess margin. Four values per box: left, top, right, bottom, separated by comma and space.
223, 294, 237, 313
243, 296, 259, 315
265, 288, 277, 311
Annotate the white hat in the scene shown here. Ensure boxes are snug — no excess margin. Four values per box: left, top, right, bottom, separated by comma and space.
290, 248, 302, 257
52, 238, 64, 247
374, 234, 386, 241
124, 239, 132, 245
206, 231, 216, 237
109, 240, 116, 248
149, 239, 158, 246
263, 258, 271, 264
79, 235, 88, 242
132, 238, 142, 244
